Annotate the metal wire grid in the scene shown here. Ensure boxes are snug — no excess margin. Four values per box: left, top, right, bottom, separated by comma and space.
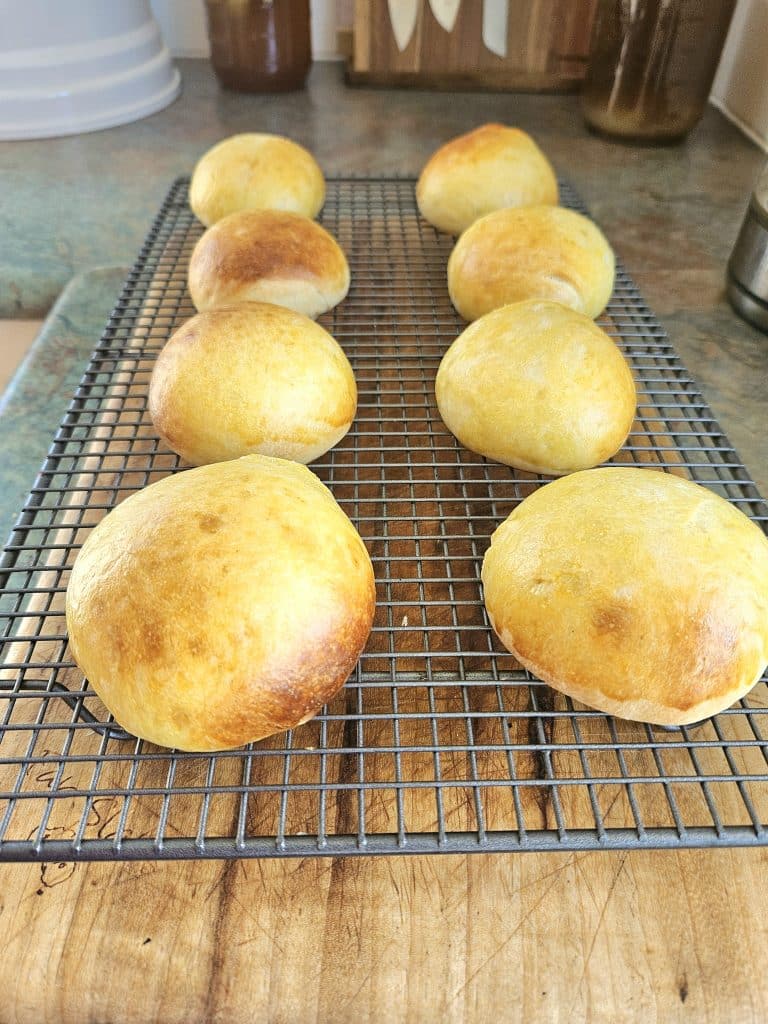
1, 176, 767, 862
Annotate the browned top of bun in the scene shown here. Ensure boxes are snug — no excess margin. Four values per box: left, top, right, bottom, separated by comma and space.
192, 209, 344, 285
416, 123, 558, 235
189, 132, 325, 227
65, 456, 375, 751
188, 209, 350, 317
482, 468, 768, 725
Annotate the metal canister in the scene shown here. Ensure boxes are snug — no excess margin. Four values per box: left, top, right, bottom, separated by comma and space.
727, 165, 768, 334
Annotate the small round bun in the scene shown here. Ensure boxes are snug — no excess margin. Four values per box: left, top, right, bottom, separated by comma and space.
448, 206, 615, 322
436, 301, 636, 475
188, 209, 350, 319
417, 123, 558, 235
65, 455, 375, 751
482, 468, 768, 726
149, 303, 357, 466
189, 133, 325, 227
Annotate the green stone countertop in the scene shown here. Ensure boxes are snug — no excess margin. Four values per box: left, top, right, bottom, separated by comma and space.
0, 267, 128, 541
0, 59, 766, 539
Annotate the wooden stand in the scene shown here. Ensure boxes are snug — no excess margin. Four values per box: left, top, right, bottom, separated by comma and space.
348, 0, 598, 92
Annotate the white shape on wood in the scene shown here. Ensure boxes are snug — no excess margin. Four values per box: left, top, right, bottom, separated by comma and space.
482, 0, 508, 58
388, 0, 420, 51
428, 0, 461, 33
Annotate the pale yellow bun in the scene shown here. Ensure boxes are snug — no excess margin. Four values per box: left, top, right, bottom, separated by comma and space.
482, 468, 768, 726
149, 303, 356, 466
435, 301, 636, 475
188, 209, 350, 319
189, 133, 325, 227
416, 123, 558, 235
65, 455, 375, 751
448, 205, 615, 322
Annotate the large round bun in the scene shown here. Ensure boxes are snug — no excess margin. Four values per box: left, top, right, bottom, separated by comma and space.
149, 303, 356, 466
188, 209, 350, 319
189, 133, 325, 227
448, 205, 615, 322
482, 468, 768, 726
65, 455, 375, 751
435, 301, 635, 475
417, 123, 558, 235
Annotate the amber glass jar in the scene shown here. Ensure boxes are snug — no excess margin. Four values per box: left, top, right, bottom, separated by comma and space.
204, 0, 311, 93
581, 0, 736, 143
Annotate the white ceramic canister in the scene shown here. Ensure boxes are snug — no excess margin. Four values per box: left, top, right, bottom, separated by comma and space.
0, 0, 180, 139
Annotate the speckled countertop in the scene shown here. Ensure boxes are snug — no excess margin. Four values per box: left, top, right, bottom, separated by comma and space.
0, 59, 766, 539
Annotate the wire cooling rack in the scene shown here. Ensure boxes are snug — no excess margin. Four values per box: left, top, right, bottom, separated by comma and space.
1, 177, 767, 862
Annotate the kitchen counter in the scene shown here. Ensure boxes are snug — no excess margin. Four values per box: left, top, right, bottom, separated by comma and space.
1, 60, 768, 1024
1, 60, 766, 503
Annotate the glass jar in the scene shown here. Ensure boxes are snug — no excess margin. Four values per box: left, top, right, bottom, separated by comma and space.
727, 163, 768, 334
204, 0, 311, 93
581, 0, 737, 143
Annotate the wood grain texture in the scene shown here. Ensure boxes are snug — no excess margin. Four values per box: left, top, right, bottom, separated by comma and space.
350, 0, 599, 90
1, 849, 767, 1023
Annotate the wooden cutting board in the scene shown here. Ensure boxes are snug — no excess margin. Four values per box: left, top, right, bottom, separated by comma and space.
1, 848, 767, 1022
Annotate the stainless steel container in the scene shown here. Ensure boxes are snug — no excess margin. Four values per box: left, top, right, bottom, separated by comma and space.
728, 164, 768, 334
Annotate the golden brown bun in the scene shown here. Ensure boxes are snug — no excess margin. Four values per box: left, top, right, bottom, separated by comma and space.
189, 133, 325, 227
448, 205, 615, 322
149, 303, 356, 466
435, 301, 636, 475
65, 455, 375, 751
482, 468, 768, 725
188, 209, 350, 319
416, 123, 558, 235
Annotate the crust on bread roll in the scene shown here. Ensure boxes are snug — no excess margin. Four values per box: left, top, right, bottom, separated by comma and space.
149, 303, 356, 466
65, 455, 376, 751
448, 205, 615, 322
416, 123, 558, 235
188, 209, 350, 318
189, 133, 325, 227
481, 468, 768, 726
435, 301, 636, 475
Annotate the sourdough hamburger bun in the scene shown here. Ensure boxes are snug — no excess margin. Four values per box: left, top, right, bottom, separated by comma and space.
189, 133, 325, 227
188, 209, 350, 318
435, 301, 636, 475
448, 205, 615, 322
482, 468, 768, 726
416, 123, 558, 235
149, 303, 356, 466
65, 455, 375, 751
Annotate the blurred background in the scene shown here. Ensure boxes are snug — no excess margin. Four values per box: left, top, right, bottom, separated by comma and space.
149, 0, 766, 148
